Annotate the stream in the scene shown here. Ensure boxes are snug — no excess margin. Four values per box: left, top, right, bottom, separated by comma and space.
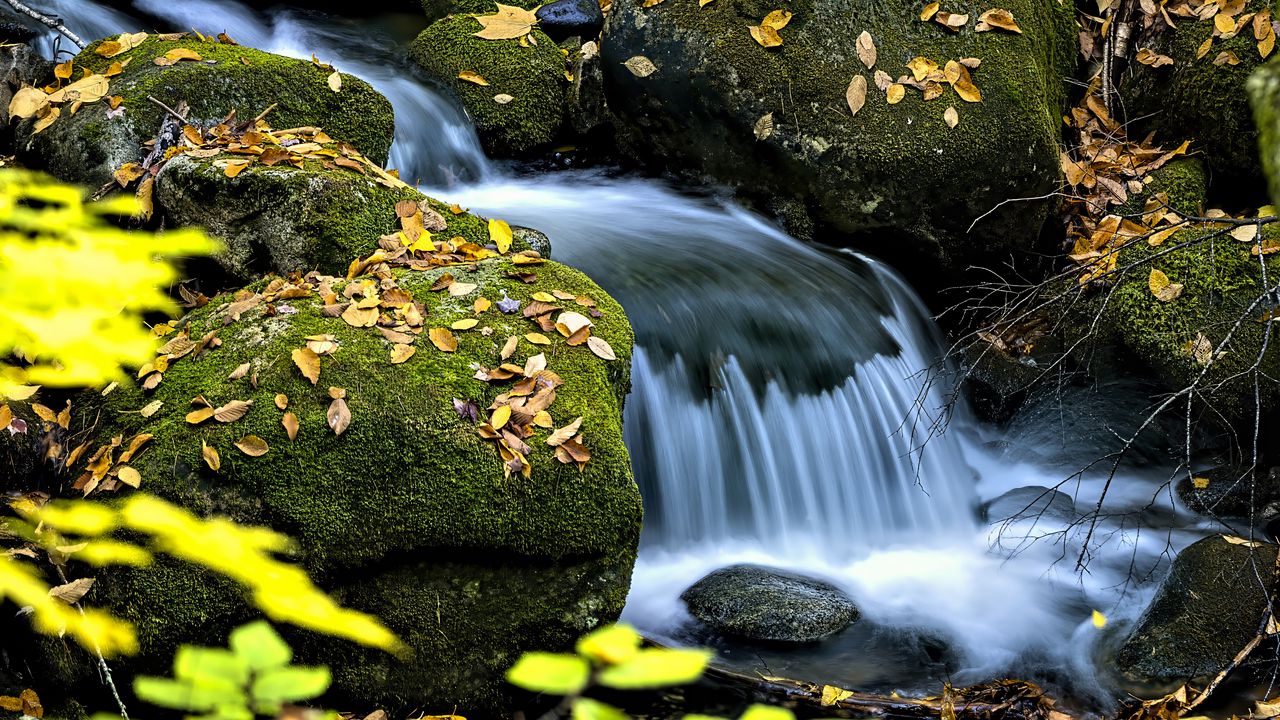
35, 1, 1227, 711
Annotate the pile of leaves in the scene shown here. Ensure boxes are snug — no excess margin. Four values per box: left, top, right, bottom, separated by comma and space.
1079, 0, 1276, 68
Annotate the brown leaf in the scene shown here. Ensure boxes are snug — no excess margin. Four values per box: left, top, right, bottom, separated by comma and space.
547, 416, 583, 446
214, 399, 253, 423
846, 75, 867, 116
283, 412, 300, 441
623, 55, 657, 77
975, 8, 1021, 33
429, 327, 458, 352
934, 11, 968, 31
48, 577, 94, 604
274, 394, 289, 410
234, 435, 269, 457
327, 397, 351, 435
473, 3, 539, 39
390, 344, 417, 364
944, 105, 959, 128
501, 335, 519, 360
856, 31, 877, 69
202, 441, 221, 472
749, 24, 783, 47
228, 362, 251, 380
587, 336, 617, 360
458, 70, 489, 85
1148, 269, 1184, 302
292, 347, 321, 385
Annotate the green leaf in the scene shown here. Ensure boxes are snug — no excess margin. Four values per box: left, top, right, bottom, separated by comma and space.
575, 624, 641, 666
506, 652, 591, 695
738, 706, 795, 720
250, 666, 331, 710
596, 648, 712, 690
229, 621, 292, 671
572, 698, 629, 720
133, 677, 245, 712
188, 706, 255, 720
683, 715, 730, 720
174, 646, 248, 685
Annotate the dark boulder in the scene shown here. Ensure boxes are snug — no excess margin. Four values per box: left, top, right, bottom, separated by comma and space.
681, 564, 859, 643
536, 0, 604, 42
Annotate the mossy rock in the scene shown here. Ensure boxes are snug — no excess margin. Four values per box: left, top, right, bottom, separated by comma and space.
422, 0, 541, 22
1122, 0, 1275, 196
1114, 536, 1278, 686
16, 37, 394, 188
410, 16, 567, 155
1097, 225, 1280, 423
1249, 53, 1280, 207
1114, 157, 1208, 218
40, 260, 641, 712
601, 0, 1077, 273
155, 153, 547, 280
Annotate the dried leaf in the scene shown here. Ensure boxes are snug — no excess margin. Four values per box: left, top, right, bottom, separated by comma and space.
214, 400, 253, 423
944, 105, 959, 128
491, 405, 512, 430
117, 466, 141, 488
140, 400, 163, 418
1148, 269, 1184, 302
429, 327, 459, 352
327, 397, 351, 435
525, 332, 552, 345
473, 3, 540, 39
920, 2, 940, 21
185, 407, 215, 424
282, 412, 299, 441
49, 577, 94, 604
623, 55, 657, 77
234, 435, 269, 457
490, 218, 513, 253
327, 70, 342, 92
228, 362, 251, 380
390, 344, 417, 364
856, 31, 877, 68
274, 394, 288, 410
749, 24, 783, 47
587, 336, 617, 360
975, 8, 1021, 33
202, 441, 221, 472
754, 112, 775, 140
292, 347, 321, 385
846, 75, 867, 116
761, 9, 791, 28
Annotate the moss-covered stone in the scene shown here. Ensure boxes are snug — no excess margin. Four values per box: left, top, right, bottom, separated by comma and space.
1097, 225, 1280, 422
16, 37, 394, 187
1114, 157, 1208, 218
423, 0, 541, 23
39, 260, 640, 712
1123, 0, 1274, 196
601, 0, 1077, 274
1249, 53, 1280, 207
410, 16, 567, 155
155, 154, 544, 280
1114, 536, 1278, 686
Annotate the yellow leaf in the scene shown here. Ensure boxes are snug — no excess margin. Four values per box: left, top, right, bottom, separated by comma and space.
920, 2, 939, 21
975, 8, 1021, 33
1196, 36, 1213, 59
282, 411, 300, 441
117, 466, 142, 488
907, 56, 938, 81
473, 4, 540, 40
153, 47, 202, 66
224, 160, 251, 178
944, 105, 959, 128
821, 685, 854, 706
1223, 534, 1263, 548
474, 296, 492, 313
429, 327, 458, 352
234, 435, 269, 457
761, 9, 792, 29
1215, 13, 1237, 34
525, 332, 552, 345
1192, 476, 1211, 490
452, 318, 480, 330
8, 87, 49, 120
749, 24, 783, 47
458, 70, 490, 85
1148, 269, 1184, 302
292, 347, 321, 385
1091, 610, 1106, 628
185, 407, 215, 424
532, 291, 557, 302
846, 74, 867, 116
533, 410, 553, 428
201, 441, 220, 472
489, 218, 513, 253
327, 70, 342, 92
623, 55, 657, 77
491, 404, 512, 429
390, 344, 417, 364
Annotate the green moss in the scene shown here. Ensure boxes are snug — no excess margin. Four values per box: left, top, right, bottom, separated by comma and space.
46, 258, 639, 710
1123, 0, 1273, 192
1115, 157, 1208, 217
422, 0, 541, 23
410, 16, 567, 155
1104, 225, 1280, 421
1250, 55, 1280, 207
600, 0, 1078, 270
20, 37, 395, 187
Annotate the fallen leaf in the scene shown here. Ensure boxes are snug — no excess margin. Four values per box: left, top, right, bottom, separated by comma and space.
214, 400, 253, 423
390, 344, 417, 364
458, 70, 490, 85
429, 327, 459, 352
920, 2, 940, 21
274, 394, 288, 410
140, 400, 163, 418
754, 112, 774, 140
327, 397, 351, 435
117, 466, 141, 488
623, 55, 657, 77
234, 435, 269, 457
761, 9, 792, 29
48, 578, 94, 604
846, 75, 867, 116
547, 416, 583, 446
153, 47, 202, 66
887, 83, 905, 104
449, 282, 478, 297
452, 318, 480, 331
856, 31, 877, 68
227, 362, 251, 381
587, 336, 617, 360
327, 70, 342, 92
975, 8, 1021, 33
493, 93, 515, 104
490, 218, 513, 253
292, 347, 321, 385
473, 3, 540, 39
821, 685, 854, 707
282, 412, 299, 441
749, 24, 783, 47
491, 405, 512, 430
202, 441, 220, 471
525, 332, 552, 345
185, 407, 215, 424
934, 11, 968, 31
944, 105, 959, 127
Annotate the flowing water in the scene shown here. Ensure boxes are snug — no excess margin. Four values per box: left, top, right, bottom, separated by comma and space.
32, 1, 1225, 709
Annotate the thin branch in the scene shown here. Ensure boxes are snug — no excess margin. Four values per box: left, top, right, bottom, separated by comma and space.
146, 96, 188, 125
3, 0, 84, 48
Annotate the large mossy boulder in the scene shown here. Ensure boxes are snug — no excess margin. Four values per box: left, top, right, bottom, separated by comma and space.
16, 36, 394, 187
42, 259, 641, 712
1250, 53, 1280, 206
156, 154, 494, 280
1115, 536, 1278, 685
601, 0, 1077, 273
1123, 0, 1275, 195
1094, 226, 1280, 424
410, 16, 567, 155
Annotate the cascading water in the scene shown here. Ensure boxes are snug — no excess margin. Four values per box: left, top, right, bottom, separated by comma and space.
29, 0, 1223, 708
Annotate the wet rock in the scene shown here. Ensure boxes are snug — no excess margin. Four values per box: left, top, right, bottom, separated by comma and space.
1177, 466, 1280, 522
982, 486, 1075, 524
0, 43, 50, 151
567, 41, 606, 135
16, 37, 394, 188
1115, 535, 1279, 685
601, 0, 1078, 274
409, 16, 567, 155
681, 564, 859, 642
535, 0, 604, 42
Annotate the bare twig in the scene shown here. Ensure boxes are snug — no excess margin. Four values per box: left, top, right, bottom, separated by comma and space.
146, 96, 189, 125
3, 0, 84, 48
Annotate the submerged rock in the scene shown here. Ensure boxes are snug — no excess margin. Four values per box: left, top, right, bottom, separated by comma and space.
410, 16, 567, 155
681, 564, 859, 642
1115, 535, 1278, 685
601, 0, 1077, 273
1124, 0, 1273, 195
982, 486, 1075, 524
1177, 466, 1280, 522
16, 36, 394, 187
31, 259, 640, 713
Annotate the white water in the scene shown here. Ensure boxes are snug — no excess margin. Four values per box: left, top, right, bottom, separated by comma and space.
31, 0, 1220, 706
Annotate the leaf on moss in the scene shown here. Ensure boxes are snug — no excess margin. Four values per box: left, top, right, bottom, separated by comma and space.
235, 436, 269, 457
